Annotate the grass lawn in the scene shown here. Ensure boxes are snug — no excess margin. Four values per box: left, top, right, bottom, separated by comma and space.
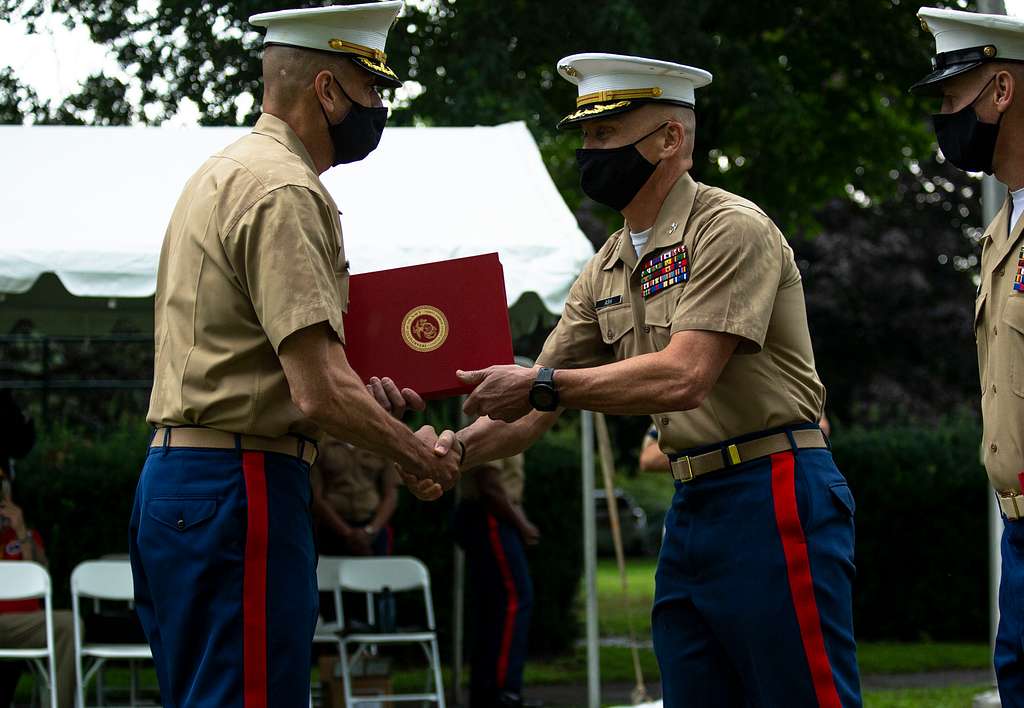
863, 684, 992, 707
12, 556, 991, 705
13, 647, 992, 707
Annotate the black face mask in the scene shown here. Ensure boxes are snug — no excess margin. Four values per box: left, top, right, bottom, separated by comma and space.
932, 75, 1003, 174
576, 123, 667, 211
321, 76, 388, 166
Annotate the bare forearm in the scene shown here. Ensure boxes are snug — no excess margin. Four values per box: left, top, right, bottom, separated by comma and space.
639, 441, 671, 472
310, 372, 428, 469
554, 351, 702, 415
457, 410, 558, 471
280, 325, 439, 474
370, 487, 398, 529
481, 487, 528, 530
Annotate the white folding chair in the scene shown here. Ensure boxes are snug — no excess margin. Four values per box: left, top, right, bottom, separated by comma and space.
337, 557, 445, 707
314, 555, 346, 648
71, 560, 153, 708
313, 556, 380, 708
0, 561, 58, 708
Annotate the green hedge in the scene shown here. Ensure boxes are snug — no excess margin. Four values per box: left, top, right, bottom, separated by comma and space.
830, 415, 989, 642
15, 420, 151, 606
11, 413, 991, 648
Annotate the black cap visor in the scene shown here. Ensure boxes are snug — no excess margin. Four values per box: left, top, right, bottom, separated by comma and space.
910, 61, 985, 95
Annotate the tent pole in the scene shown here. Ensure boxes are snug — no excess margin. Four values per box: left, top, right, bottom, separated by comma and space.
581, 410, 600, 707
453, 399, 469, 705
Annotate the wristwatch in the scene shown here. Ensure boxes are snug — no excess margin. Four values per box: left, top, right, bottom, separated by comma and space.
529, 367, 560, 412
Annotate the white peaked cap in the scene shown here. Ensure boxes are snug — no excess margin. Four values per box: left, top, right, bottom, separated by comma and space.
913, 7, 1024, 93
250, 2, 404, 88
555, 53, 712, 128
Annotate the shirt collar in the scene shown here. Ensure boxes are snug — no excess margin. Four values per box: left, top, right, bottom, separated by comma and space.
252, 113, 319, 173
601, 172, 699, 271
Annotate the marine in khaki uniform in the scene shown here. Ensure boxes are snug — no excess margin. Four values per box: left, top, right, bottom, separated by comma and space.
424, 54, 862, 706
455, 454, 538, 708
312, 437, 399, 556
128, 4, 457, 706
913, 8, 1024, 700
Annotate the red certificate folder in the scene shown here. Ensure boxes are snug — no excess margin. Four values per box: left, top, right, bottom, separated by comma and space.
344, 253, 514, 400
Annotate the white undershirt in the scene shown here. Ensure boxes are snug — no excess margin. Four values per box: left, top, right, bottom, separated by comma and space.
630, 228, 653, 259
1012, 187, 1024, 234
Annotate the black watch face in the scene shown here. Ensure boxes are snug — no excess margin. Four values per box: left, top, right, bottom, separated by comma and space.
531, 386, 557, 411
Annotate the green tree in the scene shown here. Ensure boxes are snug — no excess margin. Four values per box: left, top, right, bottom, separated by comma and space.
4, 0, 963, 234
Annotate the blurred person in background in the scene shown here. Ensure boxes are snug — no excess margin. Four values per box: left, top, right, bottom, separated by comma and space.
312, 436, 399, 558
455, 454, 539, 708
0, 463, 77, 707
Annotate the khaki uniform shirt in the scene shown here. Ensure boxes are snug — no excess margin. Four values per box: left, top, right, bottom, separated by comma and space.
312, 441, 399, 522
538, 174, 824, 454
976, 198, 1024, 492
461, 454, 526, 506
147, 114, 349, 439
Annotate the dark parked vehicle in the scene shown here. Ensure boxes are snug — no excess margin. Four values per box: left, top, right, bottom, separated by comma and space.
595, 488, 652, 556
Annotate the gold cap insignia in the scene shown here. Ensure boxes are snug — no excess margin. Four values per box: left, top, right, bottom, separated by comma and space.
576, 87, 663, 108
984, 45, 998, 58
328, 38, 387, 63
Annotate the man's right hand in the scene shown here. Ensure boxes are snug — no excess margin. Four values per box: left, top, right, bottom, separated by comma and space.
518, 519, 541, 546
395, 426, 460, 501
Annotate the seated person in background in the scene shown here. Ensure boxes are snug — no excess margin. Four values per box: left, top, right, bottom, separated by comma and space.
454, 454, 538, 708
312, 436, 399, 557
0, 464, 76, 708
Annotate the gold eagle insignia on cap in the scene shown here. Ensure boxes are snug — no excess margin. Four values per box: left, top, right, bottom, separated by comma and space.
562, 100, 632, 122
353, 55, 399, 81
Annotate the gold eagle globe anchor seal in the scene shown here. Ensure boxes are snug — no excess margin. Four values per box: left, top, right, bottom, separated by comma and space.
401, 305, 449, 352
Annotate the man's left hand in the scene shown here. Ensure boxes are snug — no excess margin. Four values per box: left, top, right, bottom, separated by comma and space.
458, 365, 537, 423
366, 377, 425, 420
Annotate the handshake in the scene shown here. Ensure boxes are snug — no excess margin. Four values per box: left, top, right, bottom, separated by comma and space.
398, 425, 461, 502
368, 363, 540, 501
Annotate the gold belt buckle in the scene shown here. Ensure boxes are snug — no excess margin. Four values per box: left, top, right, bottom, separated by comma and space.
676, 456, 694, 483
1000, 491, 1024, 520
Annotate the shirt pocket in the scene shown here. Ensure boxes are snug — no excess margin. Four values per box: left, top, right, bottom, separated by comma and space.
1003, 296, 1024, 397
643, 290, 680, 350
597, 303, 635, 357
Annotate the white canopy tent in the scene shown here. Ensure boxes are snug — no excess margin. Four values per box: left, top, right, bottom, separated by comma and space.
0, 122, 615, 706
0, 121, 591, 313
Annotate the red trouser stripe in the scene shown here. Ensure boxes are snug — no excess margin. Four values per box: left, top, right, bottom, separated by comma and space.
770, 451, 842, 708
242, 452, 269, 708
487, 514, 518, 689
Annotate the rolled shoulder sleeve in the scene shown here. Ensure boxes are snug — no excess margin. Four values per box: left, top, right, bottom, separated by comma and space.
224, 186, 346, 352
537, 260, 614, 369
671, 207, 783, 352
